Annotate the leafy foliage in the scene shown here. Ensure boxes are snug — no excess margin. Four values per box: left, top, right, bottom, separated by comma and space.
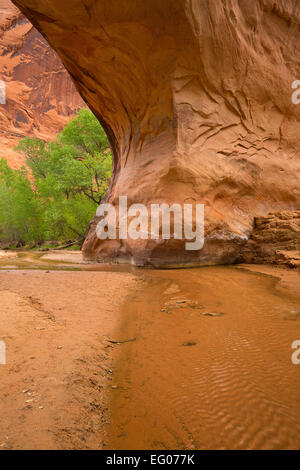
0, 109, 112, 247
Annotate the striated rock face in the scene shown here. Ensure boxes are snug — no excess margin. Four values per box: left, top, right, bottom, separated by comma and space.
0, 0, 84, 168
12, 0, 300, 266
240, 211, 300, 268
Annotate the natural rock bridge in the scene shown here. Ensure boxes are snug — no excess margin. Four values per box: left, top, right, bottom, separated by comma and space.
12, 0, 300, 266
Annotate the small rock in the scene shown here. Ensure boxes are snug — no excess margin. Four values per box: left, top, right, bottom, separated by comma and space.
24, 404, 33, 410
182, 341, 197, 347
202, 312, 224, 317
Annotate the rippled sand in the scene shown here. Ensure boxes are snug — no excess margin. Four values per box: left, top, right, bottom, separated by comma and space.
108, 265, 300, 450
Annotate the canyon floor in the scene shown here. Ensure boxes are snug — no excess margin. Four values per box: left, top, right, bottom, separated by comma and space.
0, 251, 300, 449
0, 250, 137, 449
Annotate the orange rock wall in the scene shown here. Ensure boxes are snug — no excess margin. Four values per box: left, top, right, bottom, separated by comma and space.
11, 0, 300, 265
0, 0, 84, 168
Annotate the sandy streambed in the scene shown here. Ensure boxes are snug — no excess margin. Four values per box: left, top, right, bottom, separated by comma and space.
108, 265, 300, 450
1, 250, 300, 450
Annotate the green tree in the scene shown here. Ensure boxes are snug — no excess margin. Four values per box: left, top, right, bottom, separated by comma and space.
0, 159, 42, 246
0, 109, 112, 248
17, 109, 112, 205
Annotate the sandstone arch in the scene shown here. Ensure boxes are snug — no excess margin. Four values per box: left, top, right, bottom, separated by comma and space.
12, 0, 300, 266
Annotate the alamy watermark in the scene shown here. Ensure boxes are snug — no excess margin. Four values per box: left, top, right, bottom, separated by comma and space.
0, 341, 6, 365
0, 80, 6, 105
291, 340, 300, 365
291, 80, 300, 104
96, 196, 205, 251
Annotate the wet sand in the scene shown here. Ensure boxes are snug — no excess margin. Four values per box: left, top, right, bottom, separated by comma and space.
108, 265, 300, 450
0, 251, 300, 449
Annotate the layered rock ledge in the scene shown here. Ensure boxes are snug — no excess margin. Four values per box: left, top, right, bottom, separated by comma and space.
12, 0, 300, 266
240, 210, 300, 268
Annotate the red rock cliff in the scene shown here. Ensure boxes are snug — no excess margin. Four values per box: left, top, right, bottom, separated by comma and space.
0, 0, 84, 168
11, 0, 300, 266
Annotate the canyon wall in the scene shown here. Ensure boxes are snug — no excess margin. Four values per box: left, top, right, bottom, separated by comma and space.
11, 0, 300, 266
0, 0, 84, 168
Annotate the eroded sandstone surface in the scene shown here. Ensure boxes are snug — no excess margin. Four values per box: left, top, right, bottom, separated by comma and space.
0, 0, 84, 168
12, 0, 300, 265
241, 210, 300, 268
